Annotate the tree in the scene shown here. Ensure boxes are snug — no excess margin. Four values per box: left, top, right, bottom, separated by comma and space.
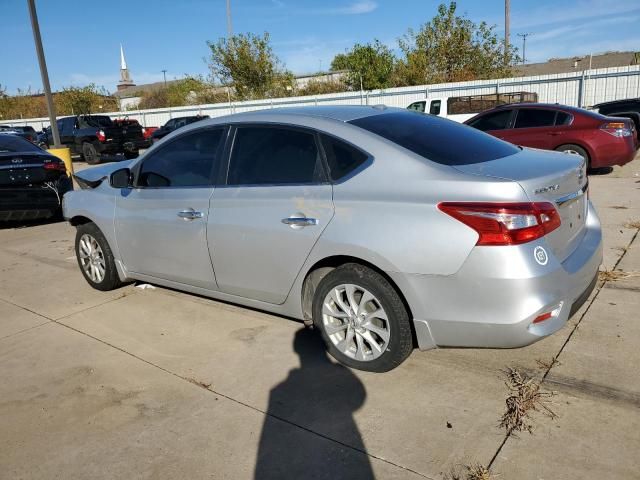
330, 40, 396, 90
207, 32, 294, 100
55, 84, 117, 115
397, 1, 520, 85
137, 76, 228, 110
296, 79, 349, 96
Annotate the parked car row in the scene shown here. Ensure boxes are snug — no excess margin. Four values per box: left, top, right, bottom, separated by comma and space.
64, 105, 602, 372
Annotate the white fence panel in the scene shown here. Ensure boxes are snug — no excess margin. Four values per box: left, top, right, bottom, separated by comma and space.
2, 65, 639, 129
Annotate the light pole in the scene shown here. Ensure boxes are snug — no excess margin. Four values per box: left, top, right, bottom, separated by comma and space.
161, 69, 167, 87
226, 0, 233, 38
504, 0, 510, 63
27, 0, 61, 148
518, 33, 532, 64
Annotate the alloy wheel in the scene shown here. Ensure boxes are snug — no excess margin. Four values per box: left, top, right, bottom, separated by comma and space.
322, 284, 391, 362
78, 233, 106, 283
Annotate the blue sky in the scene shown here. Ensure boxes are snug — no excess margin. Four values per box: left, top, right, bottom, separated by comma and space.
1, 0, 639, 94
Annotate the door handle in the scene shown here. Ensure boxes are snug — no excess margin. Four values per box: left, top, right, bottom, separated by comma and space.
282, 216, 318, 227
177, 209, 204, 220
548, 132, 562, 136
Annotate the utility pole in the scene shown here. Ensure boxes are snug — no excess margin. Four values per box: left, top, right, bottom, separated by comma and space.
504, 0, 510, 63
226, 0, 233, 38
517, 33, 532, 64
161, 69, 167, 87
27, 0, 61, 148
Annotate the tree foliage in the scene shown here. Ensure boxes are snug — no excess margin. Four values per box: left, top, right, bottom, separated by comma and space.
396, 1, 519, 85
330, 40, 396, 90
207, 32, 294, 100
137, 76, 227, 110
296, 79, 349, 96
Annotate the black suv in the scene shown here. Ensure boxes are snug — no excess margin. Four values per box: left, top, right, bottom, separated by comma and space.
151, 115, 209, 143
41, 115, 148, 164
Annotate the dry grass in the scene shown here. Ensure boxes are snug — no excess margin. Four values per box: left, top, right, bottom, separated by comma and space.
598, 270, 640, 282
624, 220, 640, 229
499, 368, 557, 435
535, 357, 560, 370
445, 464, 494, 480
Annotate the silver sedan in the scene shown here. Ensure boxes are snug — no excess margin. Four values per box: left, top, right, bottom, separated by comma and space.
63, 106, 602, 372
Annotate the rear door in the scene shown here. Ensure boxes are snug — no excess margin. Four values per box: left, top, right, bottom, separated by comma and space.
208, 124, 334, 304
505, 108, 562, 149
115, 127, 226, 289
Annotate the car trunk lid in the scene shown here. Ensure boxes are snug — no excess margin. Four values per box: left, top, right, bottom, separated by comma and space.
453, 147, 588, 262
0, 152, 63, 187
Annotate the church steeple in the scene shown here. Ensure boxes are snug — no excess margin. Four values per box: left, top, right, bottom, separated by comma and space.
117, 44, 135, 91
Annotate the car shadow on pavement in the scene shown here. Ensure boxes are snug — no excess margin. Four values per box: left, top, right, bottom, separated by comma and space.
254, 328, 373, 479
0, 216, 64, 230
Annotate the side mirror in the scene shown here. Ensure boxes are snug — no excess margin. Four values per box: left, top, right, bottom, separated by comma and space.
110, 168, 132, 189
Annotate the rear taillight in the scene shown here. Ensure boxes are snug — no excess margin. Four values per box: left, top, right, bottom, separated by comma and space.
43, 160, 67, 172
438, 202, 561, 246
97, 129, 106, 142
600, 122, 632, 138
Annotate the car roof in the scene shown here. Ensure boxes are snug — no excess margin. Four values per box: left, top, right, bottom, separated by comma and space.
493, 102, 589, 113
593, 98, 639, 107
200, 105, 395, 125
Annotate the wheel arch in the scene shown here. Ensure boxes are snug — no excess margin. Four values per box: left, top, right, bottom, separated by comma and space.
69, 215, 93, 226
554, 142, 593, 165
300, 255, 418, 345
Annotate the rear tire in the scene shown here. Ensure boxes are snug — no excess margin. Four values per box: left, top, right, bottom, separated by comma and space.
312, 263, 413, 372
75, 222, 123, 291
555, 144, 589, 167
82, 142, 100, 165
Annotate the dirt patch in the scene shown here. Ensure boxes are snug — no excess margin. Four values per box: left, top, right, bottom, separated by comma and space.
598, 270, 640, 282
499, 368, 557, 435
229, 325, 267, 344
624, 220, 640, 229
444, 463, 494, 480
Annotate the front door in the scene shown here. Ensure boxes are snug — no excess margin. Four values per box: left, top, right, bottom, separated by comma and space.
208, 125, 334, 304
115, 127, 226, 289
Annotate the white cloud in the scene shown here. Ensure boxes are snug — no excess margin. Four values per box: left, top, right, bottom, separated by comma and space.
311, 1, 377, 15
511, 0, 640, 29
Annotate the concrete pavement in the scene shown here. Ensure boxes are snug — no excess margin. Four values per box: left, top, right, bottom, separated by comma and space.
0, 155, 639, 479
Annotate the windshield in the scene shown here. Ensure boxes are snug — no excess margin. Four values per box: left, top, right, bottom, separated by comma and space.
0, 134, 42, 153
350, 110, 519, 165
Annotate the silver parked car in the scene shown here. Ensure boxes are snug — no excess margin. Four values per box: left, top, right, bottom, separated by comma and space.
64, 106, 602, 372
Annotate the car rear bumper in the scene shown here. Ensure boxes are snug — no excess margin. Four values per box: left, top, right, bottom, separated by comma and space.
590, 135, 636, 168
389, 201, 603, 350
0, 180, 72, 221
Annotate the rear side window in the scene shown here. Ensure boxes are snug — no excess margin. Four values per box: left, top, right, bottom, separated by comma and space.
138, 128, 223, 187
321, 135, 368, 181
228, 127, 324, 185
350, 111, 519, 166
555, 112, 572, 125
429, 100, 441, 115
468, 110, 512, 131
514, 109, 556, 128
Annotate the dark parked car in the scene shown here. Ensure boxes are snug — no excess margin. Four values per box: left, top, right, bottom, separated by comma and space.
151, 115, 209, 143
592, 98, 640, 138
0, 125, 38, 143
40, 115, 148, 164
0, 133, 73, 221
464, 103, 637, 170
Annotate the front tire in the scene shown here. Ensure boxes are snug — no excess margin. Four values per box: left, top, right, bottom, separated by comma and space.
312, 263, 413, 372
75, 222, 123, 291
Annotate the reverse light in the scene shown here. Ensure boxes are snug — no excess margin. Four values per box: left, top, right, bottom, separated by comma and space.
96, 129, 106, 142
438, 202, 561, 246
600, 122, 632, 138
532, 302, 564, 324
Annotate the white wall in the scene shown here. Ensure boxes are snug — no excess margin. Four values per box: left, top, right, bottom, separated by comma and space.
2, 65, 639, 130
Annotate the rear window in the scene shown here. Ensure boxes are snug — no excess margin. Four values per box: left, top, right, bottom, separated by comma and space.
0, 134, 41, 153
350, 111, 519, 165
82, 116, 113, 128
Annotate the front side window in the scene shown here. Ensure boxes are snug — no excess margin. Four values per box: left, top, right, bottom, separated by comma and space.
321, 135, 369, 181
468, 110, 512, 132
514, 109, 557, 129
407, 101, 426, 113
227, 126, 324, 185
430, 100, 442, 115
138, 128, 224, 187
